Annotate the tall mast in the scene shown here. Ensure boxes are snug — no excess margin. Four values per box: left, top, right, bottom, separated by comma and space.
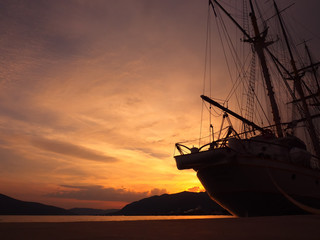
274, 1, 320, 156
248, 0, 283, 137
304, 42, 320, 91
210, 0, 283, 137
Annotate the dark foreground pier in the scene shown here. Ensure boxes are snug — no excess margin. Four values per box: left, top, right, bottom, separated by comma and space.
1, 215, 320, 240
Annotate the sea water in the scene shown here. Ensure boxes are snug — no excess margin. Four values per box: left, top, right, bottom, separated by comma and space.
0, 215, 232, 222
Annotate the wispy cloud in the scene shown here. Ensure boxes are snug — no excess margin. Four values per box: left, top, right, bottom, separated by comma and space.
31, 137, 118, 163
128, 147, 170, 159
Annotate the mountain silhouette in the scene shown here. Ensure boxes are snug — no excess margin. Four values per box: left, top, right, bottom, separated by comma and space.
0, 192, 229, 215
113, 191, 229, 215
0, 194, 73, 215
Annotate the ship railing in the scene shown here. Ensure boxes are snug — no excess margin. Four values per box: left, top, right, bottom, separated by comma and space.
175, 125, 307, 155
175, 124, 319, 156
175, 128, 242, 155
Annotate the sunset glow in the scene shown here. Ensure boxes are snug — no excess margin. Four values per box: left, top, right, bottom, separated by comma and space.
0, 0, 319, 209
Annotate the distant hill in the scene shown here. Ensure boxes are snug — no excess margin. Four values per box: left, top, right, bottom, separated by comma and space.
0, 194, 73, 215
0, 192, 229, 215
69, 208, 119, 215
112, 191, 229, 215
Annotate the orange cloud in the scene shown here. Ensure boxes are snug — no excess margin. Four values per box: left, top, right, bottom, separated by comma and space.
31, 137, 118, 163
187, 186, 205, 193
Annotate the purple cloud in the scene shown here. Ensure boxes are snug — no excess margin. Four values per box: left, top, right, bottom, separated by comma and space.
47, 185, 167, 202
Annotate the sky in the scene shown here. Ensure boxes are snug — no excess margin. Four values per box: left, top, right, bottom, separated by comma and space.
0, 0, 319, 210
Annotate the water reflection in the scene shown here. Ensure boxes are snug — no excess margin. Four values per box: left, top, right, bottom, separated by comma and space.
0, 215, 234, 223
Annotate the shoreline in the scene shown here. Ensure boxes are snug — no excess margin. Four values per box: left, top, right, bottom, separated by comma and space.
1, 215, 320, 240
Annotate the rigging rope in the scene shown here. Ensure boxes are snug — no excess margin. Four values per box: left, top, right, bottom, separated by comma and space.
200, 5, 216, 145
214, 7, 244, 111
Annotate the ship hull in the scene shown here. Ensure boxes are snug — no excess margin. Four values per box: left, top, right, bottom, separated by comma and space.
175, 149, 320, 217
197, 155, 320, 217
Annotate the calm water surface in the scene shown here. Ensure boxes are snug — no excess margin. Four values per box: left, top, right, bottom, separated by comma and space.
0, 215, 232, 223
